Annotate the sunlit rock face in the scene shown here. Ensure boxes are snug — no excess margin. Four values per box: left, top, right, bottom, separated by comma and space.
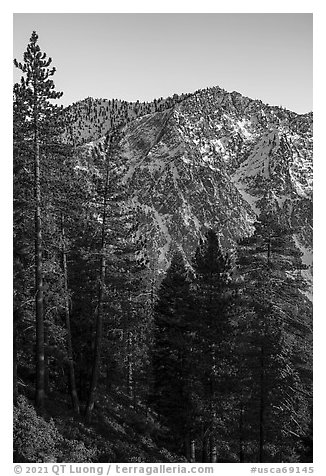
114, 87, 312, 280
73, 86, 312, 292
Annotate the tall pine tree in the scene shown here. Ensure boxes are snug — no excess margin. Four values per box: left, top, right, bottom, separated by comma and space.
233, 213, 312, 462
151, 252, 197, 459
14, 31, 64, 410
192, 229, 235, 462
84, 128, 122, 421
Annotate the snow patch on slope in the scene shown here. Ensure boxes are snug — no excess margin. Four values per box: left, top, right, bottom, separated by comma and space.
235, 118, 252, 139
237, 131, 279, 180
153, 209, 172, 263
235, 185, 260, 216
293, 235, 313, 268
293, 235, 313, 301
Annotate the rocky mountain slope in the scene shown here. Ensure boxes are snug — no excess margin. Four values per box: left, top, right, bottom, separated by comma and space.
71, 85, 313, 293
63, 93, 191, 145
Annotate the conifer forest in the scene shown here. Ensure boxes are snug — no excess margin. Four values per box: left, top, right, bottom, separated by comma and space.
13, 32, 313, 464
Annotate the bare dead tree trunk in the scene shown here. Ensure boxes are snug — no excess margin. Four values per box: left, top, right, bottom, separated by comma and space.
239, 405, 244, 462
85, 251, 106, 422
61, 213, 80, 414
34, 126, 45, 412
85, 140, 112, 422
267, 237, 271, 264
190, 439, 196, 462
127, 330, 134, 403
13, 310, 18, 405
210, 435, 217, 463
44, 323, 49, 394
209, 317, 217, 463
259, 345, 265, 463
184, 434, 195, 461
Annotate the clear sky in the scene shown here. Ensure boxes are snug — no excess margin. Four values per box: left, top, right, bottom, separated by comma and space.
13, 13, 312, 114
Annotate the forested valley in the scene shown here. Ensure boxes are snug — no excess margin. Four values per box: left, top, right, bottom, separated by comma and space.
13, 32, 313, 464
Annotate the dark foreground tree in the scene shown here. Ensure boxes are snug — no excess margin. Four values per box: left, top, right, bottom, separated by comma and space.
192, 229, 236, 462
14, 31, 64, 410
234, 214, 312, 462
43, 147, 82, 413
151, 252, 197, 459
84, 128, 123, 421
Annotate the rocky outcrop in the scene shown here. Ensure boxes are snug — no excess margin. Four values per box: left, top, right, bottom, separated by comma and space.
72, 85, 313, 294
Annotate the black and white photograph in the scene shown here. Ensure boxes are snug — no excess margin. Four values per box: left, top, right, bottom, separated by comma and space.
12, 9, 314, 467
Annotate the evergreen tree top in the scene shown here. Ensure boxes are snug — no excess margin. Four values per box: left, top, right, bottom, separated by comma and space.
193, 229, 232, 278
159, 251, 190, 290
14, 30, 63, 102
13, 31, 65, 143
